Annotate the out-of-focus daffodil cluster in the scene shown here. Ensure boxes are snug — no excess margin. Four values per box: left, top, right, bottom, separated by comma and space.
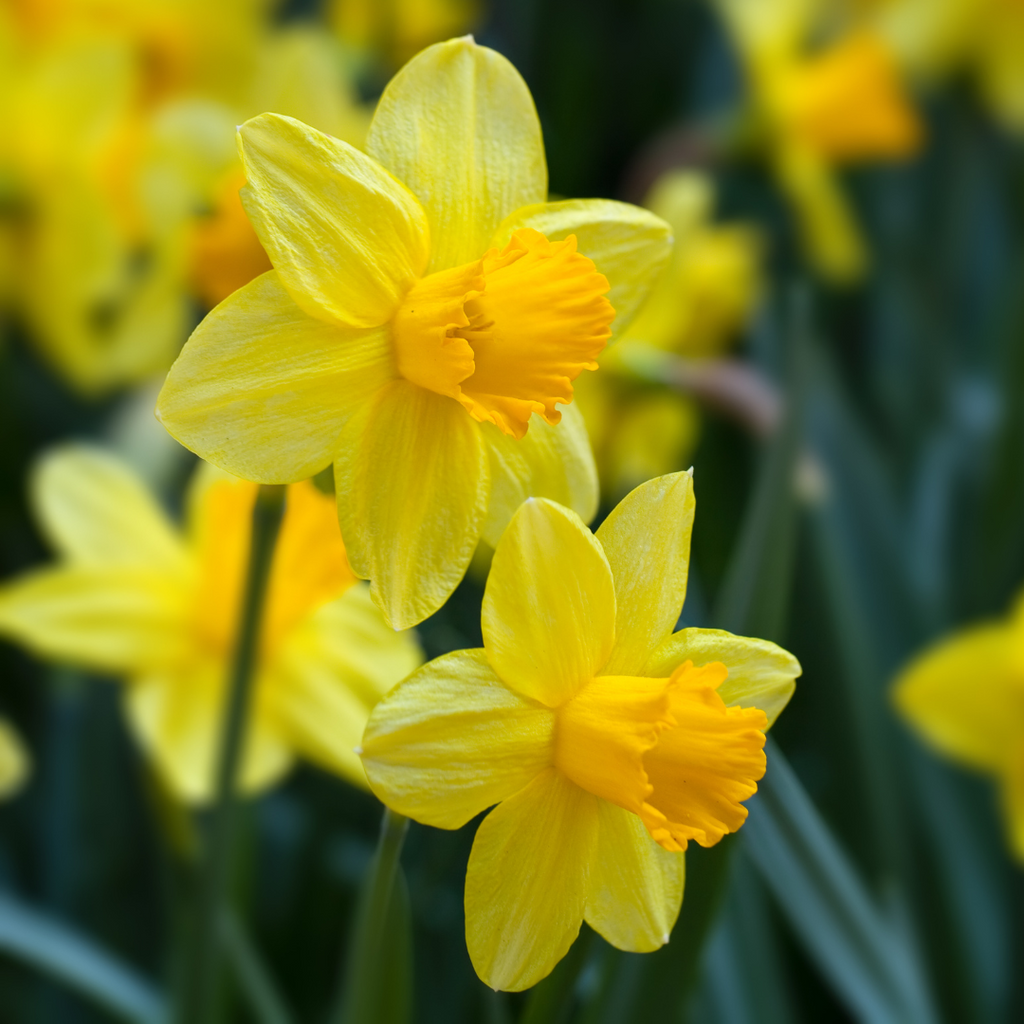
0, 446, 420, 801
713, 0, 923, 282
0, 0, 371, 393
575, 170, 763, 500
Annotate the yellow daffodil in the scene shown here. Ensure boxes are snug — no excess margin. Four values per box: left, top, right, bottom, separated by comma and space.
157, 37, 673, 630
714, 0, 922, 282
893, 592, 1024, 861
361, 472, 800, 990
575, 171, 762, 500
0, 718, 31, 799
867, 0, 1024, 134
0, 446, 420, 802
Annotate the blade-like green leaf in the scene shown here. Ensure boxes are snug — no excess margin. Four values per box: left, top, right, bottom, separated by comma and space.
743, 744, 937, 1024
0, 890, 167, 1024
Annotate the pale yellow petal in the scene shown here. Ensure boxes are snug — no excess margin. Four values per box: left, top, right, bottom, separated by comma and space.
157, 271, 394, 484
366, 37, 547, 272
0, 719, 30, 800
893, 625, 1024, 773
584, 800, 685, 952
465, 768, 598, 991
125, 663, 292, 803
238, 113, 430, 327
266, 585, 421, 788
482, 499, 616, 707
597, 472, 695, 675
480, 402, 598, 549
31, 446, 185, 569
336, 380, 489, 629
361, 649, 555, 828
0, 568, 190, 673
491, 199, 672, 339
645, 628, 800, 728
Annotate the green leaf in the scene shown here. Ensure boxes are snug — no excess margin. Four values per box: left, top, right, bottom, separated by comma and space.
0, 890, 167, 1024
743, 744, 937, 1024
332, 808, 413, 1024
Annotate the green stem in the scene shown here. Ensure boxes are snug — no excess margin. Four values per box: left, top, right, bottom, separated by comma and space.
175, 484, 287, 1024
218, 907, 295, 1024
331, 806, 411, 1024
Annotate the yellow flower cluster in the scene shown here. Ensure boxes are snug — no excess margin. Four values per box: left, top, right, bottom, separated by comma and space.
0, 0, 371, 392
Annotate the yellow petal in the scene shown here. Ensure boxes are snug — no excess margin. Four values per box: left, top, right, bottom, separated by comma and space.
125, 663, 293, 803
465, 768, 598, 991
893, 624, 1024, 773
584, 800, 684, 952
157, 271, 394, 484
336, 380, 489, 629
32, 445, 186, 570
644, 665, 767, 849
0, 718, 31, 800
999, 746, 1024, 862
299, 586, 423, 701
596, 472, 695, 675
491, 199, 673, 339
0, 568, 190, 673
366, 37, 547, 273
774, 143, 866, 284
482, 499, 616, 707
480, 402, 598, 548
266, 585, 421, 789
238, 113, 430, 328
776, 31, 923, 161
645, 628, 800, 728
361, 649, 555, 828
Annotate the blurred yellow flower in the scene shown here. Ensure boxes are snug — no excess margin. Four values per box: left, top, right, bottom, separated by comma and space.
0, 3, 371, 391
157, 37, 672, 629
893, 593, 1024, 860
715, 0, 922, 282
0, 718, 31, 799
361, 472, 800, 990
575, 171, 761, 500
331, 0, 478, 65
0, 446, 420, 803
867, 0, 1024, 134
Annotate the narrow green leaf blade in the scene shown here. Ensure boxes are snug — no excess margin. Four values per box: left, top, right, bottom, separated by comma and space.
743, 744, 937, 1024
0, 890, 167, 1024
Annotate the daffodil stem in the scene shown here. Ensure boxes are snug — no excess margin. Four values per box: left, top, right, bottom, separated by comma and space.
331, 806, 411, 1024
176, 483, 287, 1024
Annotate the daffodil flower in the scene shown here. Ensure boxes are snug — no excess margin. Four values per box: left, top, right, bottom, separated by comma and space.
157, 37, 673, 629
715, 0, 922, 281
894, 593, 1024, 860
0, 718, 30, 800
360, 472, 800, 990
0, 446, 420, 802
